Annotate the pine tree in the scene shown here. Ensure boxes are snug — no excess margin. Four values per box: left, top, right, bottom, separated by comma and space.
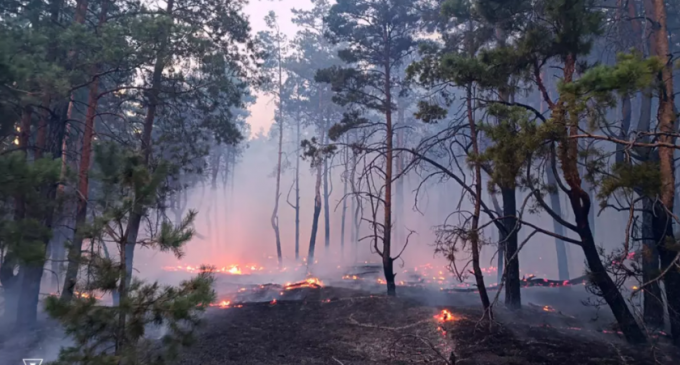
317, 0, 421, 296
46, 143, 216, 365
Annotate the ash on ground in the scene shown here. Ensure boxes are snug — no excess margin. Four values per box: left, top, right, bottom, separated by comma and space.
175, 284, 678, 365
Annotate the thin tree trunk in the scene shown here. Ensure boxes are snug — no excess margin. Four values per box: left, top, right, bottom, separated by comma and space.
467, 84, 491, 316
323, 129, 330, 252
350, 142, 360, 262
546, 169, 570, 280
308, 160, 323, 265
340, 144, 349, 256
295, 111, 301, 261
650, 0, 679, 346
502, 186, 520, 309
117, 0, 175, 303
382, 48, 395, 297
490, 192, 504, 283
395, 106, 405, 249
61, 54, 105, 301
642, 197, 664, 326
270, 31, 284, 266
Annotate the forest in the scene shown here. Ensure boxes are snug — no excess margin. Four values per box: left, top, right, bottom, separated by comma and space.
1, 0, 680, 364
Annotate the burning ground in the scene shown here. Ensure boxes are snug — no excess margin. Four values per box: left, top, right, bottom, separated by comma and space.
168, 269, 679, 365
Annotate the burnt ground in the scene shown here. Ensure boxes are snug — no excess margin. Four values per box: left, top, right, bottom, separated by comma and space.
176, 285, 680, 365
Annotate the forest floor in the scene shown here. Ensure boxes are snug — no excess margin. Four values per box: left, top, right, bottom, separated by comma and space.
176, 284, 680, 365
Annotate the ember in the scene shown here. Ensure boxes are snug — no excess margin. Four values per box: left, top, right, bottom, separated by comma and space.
434, 309, 455, 322
542, 305, 556, 312
284, 277, 324, 290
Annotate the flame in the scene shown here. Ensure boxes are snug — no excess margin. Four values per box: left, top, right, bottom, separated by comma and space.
284, 278, 324, 290
270, 299, 277, 305
434, 309, 455, 322
542, 305, 556, 312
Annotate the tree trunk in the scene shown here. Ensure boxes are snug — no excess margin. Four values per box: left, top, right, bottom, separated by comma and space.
270, 32, 284, 266
541, 95, 570, 281
395, 106, 405, 249
350, 143, 360, 262
323, 149, 330, 252
650, 0, 679, 346
61, 56, 103, 301
490, 192, 504, 283
211, 152, 221, 190
271, 119, 283, 265
340, 144, 349, 256
382, 52, 395, 297
466, 84, 491, 315
308, 161, 323, 265
502, 186, 520, 309
641, 198, 664, 327
295, 112, 301, 261
555, 53, 646, 344
117, 0, 175, 300
546, 164, 570, 280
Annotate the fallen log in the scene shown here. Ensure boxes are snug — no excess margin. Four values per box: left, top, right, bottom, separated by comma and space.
442, 274, 589, 293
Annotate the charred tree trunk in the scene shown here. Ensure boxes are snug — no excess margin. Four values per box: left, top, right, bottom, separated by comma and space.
382, 49, 396, 297
650, 0, 679, 346
642, 198, 664, 327
502, 186, 520, 310
308, 160, 323, 265
466, 84, 491, 315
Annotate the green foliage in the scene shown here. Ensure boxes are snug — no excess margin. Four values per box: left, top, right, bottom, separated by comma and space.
317, 0, 420, 139
560, 52, 663, 103
45, 142, 213, 364
478, 105, 543, 189
598, 162, 662, 203
0, 153, 61, 265
45, 272, 215, 365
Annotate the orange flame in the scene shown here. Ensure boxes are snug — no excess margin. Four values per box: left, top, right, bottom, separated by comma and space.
284, 278, 324, 290
542, 305, 556, 312
434, 309, 455, 322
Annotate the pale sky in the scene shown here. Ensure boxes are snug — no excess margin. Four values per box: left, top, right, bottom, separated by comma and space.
244, 0, 314, 137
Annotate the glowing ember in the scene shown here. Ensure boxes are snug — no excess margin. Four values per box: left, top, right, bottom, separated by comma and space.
270, 299, 277, 305
284, 278, 324, 290
69, 291, 103, 300
434, 309, 455, 322
542, 305, 556, 312
209, 300, 232, 308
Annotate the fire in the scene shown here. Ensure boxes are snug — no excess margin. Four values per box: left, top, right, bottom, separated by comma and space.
284, 278, 324, 290
434, 309, 455, 322
209, 300, 232, 308
270, 299, 277, 305
542, 305, 556, 312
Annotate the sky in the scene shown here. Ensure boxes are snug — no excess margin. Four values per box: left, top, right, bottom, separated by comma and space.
244, 0, 314, 137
